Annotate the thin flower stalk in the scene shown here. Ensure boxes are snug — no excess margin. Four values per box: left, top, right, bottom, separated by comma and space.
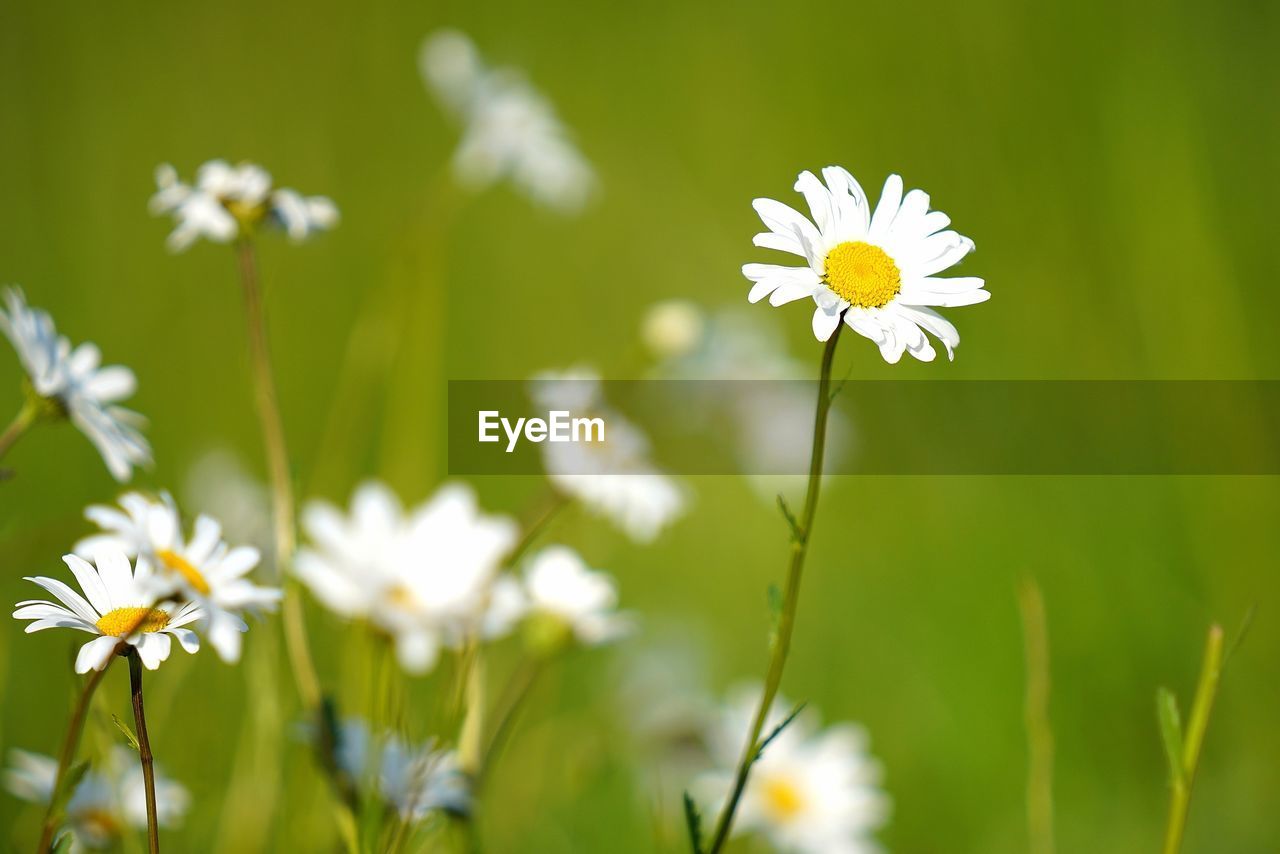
233, 238, 321, 709
1018, 577, 1055, 854
0, 401, 37, 463
128, 650, 160, 854
1161, 624, 1224, 854
706, 322, 843, 853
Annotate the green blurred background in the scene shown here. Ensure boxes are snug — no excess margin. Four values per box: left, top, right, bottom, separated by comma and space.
1, 0, 1277, 851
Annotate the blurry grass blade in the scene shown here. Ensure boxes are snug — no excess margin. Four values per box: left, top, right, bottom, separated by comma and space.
682, 791, 704, 854
755, 701, 806, 761
48, 759, 89, 817
766, 584, 783, 629
112, 714, 141, 751
1156, 688, 1184, 786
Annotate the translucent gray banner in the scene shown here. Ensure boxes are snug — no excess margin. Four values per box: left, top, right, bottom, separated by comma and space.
447, 380, 1280, 475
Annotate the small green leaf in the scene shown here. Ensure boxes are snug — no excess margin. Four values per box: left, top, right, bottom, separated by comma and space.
1156, 687, 1184, 786
756, 701, 807, 762
682, 791, 704, 854
51, 829, 75, 854
112, 714, 140, 751
776, 495, 801, 541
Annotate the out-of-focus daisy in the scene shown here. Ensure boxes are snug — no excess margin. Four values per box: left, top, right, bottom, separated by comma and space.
515, 546, 630, 648
182, 448, 272, 553
0, 288, 150, 481
295, 481, 518, 673
419, 29, 594, 213
4, 746, 189, 850
149, 160, 338, 252
531, 368, 685, 543
641, 300, 706, 361
744, 167, 988, 361
699, 686, 889, 854
12, 551, 201, 673
73, 492, 281, 664
335, 719, 471, 821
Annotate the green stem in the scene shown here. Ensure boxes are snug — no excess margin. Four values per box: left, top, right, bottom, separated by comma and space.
1161, 624, 1224, 854
705, 323, 843, 854
234, 238, 321, 709
35, 660, 113, 853
0, 401, 37, 467
1018, 578, 1055, 854
128, 651, 160, 854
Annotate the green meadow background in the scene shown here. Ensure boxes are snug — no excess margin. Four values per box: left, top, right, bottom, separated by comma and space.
1, 0, 1277, 851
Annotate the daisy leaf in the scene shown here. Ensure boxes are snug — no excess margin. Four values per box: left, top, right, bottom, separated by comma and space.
682, 791, 704, 854
51, 830, 75, 854
776, 494, 801, 542
756, 701, 807, 761
48, 759, 89, 819
1156, 687, 1184, 786
112, 713, 141, 752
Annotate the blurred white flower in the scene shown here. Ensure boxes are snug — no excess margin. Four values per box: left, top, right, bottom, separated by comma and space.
4, 746, 189, 849
12, 551, 201, 673
641, 300, 706, 361
295, 481, 518, 673
73, 492, 281, 664
531, 367, 685, 543
335, 719, 470, 821
699, 686, 889, 854
0, 288, 150, 481
744, 167, 987, 360
511, 545, 630, 647
420, 29, 594, 213
150, 160, 338, 252
182, 448, 272, 553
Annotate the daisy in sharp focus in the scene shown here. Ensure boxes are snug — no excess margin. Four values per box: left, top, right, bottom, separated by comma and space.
698, 686, 889, 854
744, 167, 988, 362
295, 481, 518, 674
531, 367, 685, 543
149, 160, 338, 252
73, 492, 281, 664
0, 288, 150, 481
420, 29, 594, 213
4, 746, 189, 851
12, 550, 201, 673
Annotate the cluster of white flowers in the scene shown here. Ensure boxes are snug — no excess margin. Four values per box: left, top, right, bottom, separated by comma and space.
4, 747, 188, 850
294, 481, 629, 673
745, 167, 988, 361
698, 686, 890, 854
531, 367, 685, 543
420, 29, 594, 213
149, 160, 338, 252
335, 719, 470, 822
0, 288, 151, 481
12, 492, 281, 672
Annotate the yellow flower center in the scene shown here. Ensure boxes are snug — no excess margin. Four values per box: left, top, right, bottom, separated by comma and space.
822, 241, 901, 308
95, 607, 170, 637
761, 775, 805, 820
76, 807, 123, 840
157, 549, 211, 595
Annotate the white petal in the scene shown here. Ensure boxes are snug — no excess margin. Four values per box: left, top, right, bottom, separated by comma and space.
811, 307, 841, 342
76, 636, 119, 673
868, 174, 904, 241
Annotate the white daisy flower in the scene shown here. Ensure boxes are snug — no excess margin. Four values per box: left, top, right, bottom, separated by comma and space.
0, 288, 150, 481
72, 492, 282, 664
420, 29, 594, 213
149, 160, 338, 252
699, 686, 889, 854
12, 550, 201, 673
4, 747, 189, 850
295, 481, 518, 674
744, 167, 989, 362
335, 719, 471, 821
516, 546, 630, 647
531, 368, 685, 543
